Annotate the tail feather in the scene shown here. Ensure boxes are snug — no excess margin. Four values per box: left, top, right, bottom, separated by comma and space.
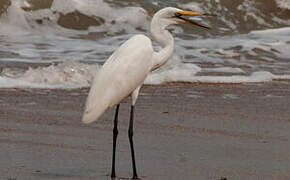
82, 74, 110, 124
82, 104, 108, 124
82, 88, 109, 123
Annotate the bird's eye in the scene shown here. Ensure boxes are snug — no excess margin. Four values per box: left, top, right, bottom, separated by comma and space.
174, 12, 182, 17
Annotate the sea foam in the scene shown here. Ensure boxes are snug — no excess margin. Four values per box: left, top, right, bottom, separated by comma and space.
0, 59, 289, 89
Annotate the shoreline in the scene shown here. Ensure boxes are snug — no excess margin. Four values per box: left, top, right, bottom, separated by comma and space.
1, 82, 290, 179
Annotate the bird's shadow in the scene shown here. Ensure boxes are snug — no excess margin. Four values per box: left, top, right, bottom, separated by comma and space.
107, 174, 145, 180
111, 177, 142, 180
31, 168, 105, 179
31, 169, 145, 180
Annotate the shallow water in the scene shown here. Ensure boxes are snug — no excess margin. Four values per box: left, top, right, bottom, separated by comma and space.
0, 0, 290, 88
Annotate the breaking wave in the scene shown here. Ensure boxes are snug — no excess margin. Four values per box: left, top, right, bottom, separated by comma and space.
0, 0, 289, 89
1, 58, 290, 89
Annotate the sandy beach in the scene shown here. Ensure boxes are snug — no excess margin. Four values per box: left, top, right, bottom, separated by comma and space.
1, 82, 290, 180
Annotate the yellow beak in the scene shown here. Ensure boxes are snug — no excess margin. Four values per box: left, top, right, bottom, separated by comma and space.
175, 10, 212, 29
177, 10, 209, 16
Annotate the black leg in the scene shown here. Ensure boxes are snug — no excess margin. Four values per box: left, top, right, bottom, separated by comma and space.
111, 104, 120, 178
128, 105, 139, 179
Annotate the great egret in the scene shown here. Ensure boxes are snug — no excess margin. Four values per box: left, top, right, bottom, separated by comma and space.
82, 7, 210, 179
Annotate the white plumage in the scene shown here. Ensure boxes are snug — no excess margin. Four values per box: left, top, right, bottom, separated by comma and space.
82, 35, 153, 123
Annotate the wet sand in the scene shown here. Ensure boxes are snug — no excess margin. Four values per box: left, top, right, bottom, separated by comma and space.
0, 82, 290, 180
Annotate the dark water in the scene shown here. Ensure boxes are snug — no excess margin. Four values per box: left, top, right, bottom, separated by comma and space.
0, 0, 290, 88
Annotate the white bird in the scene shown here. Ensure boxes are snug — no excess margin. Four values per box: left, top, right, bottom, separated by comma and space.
82, 7, 211, 179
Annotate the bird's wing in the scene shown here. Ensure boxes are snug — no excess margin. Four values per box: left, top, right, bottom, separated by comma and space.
82, 35, 154, 123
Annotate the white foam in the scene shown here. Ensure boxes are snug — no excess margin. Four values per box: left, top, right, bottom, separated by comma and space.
0, 61, 290, 89
0, 0, 149, 37
0, 62, 100, 89
203, 67, 245, 74
0, 0, 31, 34
178, 2, 204, 12
144, 50, 290, 84
51, 0, 81, 14
275, 0, 290, 9
145, 71, 290, 85
145, 64, 201, 85
250, 27, 290, 36
249, 27, 290, 59
51, 0, 149, 29
272, 74, 290, 80
238, 1, 271, 27
115, 7, 149, 29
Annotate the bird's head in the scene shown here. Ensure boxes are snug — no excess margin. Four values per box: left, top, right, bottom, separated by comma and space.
152, 7, 211, 29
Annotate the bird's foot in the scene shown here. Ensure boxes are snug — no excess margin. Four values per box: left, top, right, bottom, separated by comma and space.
111, 173, 116, 179
131, 175, 140, 180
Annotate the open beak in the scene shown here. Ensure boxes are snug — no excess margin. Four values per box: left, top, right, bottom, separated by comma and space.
175, 10, 212, 29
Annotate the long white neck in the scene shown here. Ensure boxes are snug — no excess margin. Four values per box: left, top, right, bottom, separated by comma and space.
150, 16, 174, 70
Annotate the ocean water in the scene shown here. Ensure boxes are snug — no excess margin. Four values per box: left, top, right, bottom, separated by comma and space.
0, 0, 290, 89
